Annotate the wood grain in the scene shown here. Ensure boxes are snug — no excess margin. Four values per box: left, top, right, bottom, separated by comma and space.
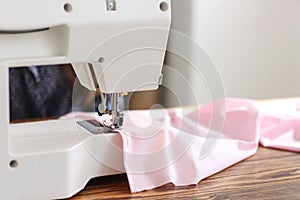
68, 147, 300, 200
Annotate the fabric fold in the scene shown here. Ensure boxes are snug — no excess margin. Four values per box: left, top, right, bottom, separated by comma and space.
117, 98, 260, 192
258, 99, 300, 151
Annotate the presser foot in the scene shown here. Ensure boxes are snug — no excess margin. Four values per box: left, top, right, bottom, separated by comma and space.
98, 92, 124, 130
77, 119, 119, 134
103, 111, 124, 130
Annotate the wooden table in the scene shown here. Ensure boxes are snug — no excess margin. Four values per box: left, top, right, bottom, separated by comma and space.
69, 146, 300, 200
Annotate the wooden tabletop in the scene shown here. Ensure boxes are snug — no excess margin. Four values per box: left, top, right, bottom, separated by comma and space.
68, 146, 300, 200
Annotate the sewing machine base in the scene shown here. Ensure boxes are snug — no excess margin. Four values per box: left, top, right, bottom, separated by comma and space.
5, 119, 125, 199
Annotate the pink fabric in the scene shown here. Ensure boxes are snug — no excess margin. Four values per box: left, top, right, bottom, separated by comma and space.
258, 99, 300, 151
62, 98, 300, 193
118, 99, 260, 192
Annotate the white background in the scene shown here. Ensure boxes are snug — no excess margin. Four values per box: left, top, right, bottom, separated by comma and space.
163, 0, 300, 107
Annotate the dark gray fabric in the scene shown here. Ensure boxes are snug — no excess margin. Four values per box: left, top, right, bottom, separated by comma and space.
9, 65, 73, 121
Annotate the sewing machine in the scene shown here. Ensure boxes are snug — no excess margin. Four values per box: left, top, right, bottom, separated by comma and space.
0, 0, 171, 199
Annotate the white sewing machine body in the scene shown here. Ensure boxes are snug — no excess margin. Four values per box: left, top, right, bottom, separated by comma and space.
0, 0, 171, 199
